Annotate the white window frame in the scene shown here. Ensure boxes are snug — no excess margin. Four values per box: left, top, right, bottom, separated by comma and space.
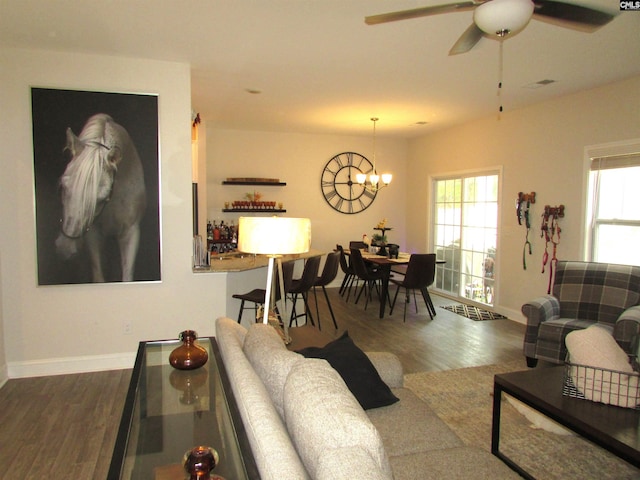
584, 139, 640, 263
429, 167, 502, 306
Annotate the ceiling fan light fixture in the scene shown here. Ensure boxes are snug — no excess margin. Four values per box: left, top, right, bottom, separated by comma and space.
473, 0, 534, 36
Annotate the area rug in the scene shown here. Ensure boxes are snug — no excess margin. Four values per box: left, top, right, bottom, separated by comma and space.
440, 303, 507, 321
404, 361, 639, 479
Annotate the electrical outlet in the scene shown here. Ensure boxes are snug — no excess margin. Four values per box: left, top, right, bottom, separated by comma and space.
123, 320, 132, 335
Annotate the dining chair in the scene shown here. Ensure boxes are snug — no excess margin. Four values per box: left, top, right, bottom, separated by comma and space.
312, 251, 340, 330
336, 244, 357, 300
232, 260, 294, 324
287, 255, 322, 327
349, 241, 368, 250
350, 248, 387, 311
389, 254, 437, 321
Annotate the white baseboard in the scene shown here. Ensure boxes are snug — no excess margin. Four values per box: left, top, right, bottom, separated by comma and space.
499, 306, 526, 325
0, 364, 8, 388
7, 351, 137, 379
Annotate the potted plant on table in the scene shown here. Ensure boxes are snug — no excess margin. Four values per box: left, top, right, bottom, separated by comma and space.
371, 234, 388, 256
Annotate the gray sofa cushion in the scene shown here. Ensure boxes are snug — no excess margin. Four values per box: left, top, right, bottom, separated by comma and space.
284, 358, 393, 479
243, 323, 304, 419
215, 318, 310, 480
365, 351, 404, 389
315, 447, 390, 480
367, 388, 463, 457
390, 446, 520, 479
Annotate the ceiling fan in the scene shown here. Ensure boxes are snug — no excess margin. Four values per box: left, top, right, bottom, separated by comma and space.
365, 0, 615, 55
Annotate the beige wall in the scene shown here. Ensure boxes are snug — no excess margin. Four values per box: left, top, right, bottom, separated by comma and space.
0, 47, 227, 380
407, 76, 640, 320
206, 128, 409, 254
0, 254, 5, 386
1, 44, 637, 381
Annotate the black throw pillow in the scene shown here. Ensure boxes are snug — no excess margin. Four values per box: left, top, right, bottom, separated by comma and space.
296, 331, 399, 410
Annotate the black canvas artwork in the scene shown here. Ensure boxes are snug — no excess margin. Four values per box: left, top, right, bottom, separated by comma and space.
31, 88, 161, 285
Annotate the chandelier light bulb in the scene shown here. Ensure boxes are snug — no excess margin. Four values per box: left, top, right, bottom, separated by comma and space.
356, 117, 392, 193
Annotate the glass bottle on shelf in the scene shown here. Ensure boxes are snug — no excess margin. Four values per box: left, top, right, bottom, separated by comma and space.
230, 220, 237, 248
206, 220, 213, 250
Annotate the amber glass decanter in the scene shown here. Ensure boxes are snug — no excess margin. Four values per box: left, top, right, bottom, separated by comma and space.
169, 330, 208, 370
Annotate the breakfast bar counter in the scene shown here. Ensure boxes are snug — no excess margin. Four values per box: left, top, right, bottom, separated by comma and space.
193, 249, 323, 273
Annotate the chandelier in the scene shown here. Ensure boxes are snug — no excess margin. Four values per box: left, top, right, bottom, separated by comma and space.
356, 117, 392, 192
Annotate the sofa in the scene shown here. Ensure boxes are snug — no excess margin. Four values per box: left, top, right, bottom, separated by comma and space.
215, 316, 519, 479
522, 260, 640, 367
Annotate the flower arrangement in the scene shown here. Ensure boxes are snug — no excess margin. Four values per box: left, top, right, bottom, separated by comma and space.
372, 233, 387, 246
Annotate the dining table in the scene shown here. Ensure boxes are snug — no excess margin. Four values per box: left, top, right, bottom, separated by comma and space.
347, 250, 412, 319
346, 249, 445, 319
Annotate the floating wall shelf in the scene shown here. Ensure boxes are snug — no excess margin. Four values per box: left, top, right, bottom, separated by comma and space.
222, 181, 286, 186
222, 209, 286, 213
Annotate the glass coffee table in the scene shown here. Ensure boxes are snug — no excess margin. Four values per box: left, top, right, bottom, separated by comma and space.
108, 337, 259, 479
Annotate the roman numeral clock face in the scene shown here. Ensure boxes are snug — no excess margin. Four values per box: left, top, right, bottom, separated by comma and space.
321, 152, 377, 214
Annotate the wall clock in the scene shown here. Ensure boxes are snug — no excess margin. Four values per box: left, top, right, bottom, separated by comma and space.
321, 152, 377, 214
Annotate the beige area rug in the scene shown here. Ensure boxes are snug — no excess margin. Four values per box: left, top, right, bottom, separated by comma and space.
405, 361, 640, 479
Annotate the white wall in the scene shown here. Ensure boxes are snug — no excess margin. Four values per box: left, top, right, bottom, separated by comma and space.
0, 254, 5, 387
0, 47, 227, 379
2, 46, 636, 381
206, 128, 409, 254
407, 76, 640, 321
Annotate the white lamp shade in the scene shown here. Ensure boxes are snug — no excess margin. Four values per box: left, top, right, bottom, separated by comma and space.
356, 172, 367, 184
381, 173, 392, 185
473, 0, 534, 36
238, 217, 311, 255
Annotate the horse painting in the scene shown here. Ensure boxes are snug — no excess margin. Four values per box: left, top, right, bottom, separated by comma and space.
55, 113, 147, 282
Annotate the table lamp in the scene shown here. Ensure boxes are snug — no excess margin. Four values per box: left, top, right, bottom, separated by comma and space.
237, 216, 311, 341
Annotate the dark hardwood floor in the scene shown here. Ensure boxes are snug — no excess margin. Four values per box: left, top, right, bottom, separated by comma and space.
0, 288, 528, 478
297, 286, 527, 374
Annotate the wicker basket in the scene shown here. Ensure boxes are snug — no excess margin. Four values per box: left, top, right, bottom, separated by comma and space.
563, 356, 640, 409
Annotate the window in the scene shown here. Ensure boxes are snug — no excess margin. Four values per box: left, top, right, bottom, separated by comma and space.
433, 172, 499, 305
587, 149, 640, 265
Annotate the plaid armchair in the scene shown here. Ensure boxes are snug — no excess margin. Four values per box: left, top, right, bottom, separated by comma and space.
522, 261, 640, 367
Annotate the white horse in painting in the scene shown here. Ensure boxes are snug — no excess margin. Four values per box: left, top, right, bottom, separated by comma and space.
55, 113, 147, 282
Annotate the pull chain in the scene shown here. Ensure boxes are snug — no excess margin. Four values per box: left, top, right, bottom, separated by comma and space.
497, 39, 504, 117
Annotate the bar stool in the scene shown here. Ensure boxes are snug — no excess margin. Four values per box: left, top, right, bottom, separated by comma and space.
232, 260, 294, 324
287, 255, 321, 327
336, 244, 357, 300
350, 248, 386, 310
312, 251, 340, 330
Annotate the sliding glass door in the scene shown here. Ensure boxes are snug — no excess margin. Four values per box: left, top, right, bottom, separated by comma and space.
433, 173, 499, 306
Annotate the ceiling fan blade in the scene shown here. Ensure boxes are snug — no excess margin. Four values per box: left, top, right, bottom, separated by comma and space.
365, 2, 478, 25
532, 0, 615, 31
449, 23, 484, 55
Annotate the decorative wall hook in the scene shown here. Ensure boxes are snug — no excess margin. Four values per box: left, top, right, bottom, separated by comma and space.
541, 204, 565, 293
518, 191, 536, 204
516, 191, 536, 269
543, 205, 564, 218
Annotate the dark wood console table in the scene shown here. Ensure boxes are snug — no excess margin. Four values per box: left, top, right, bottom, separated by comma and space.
492, 366, 640, 479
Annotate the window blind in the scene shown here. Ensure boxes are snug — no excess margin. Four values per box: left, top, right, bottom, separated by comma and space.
590, 152, 640, 171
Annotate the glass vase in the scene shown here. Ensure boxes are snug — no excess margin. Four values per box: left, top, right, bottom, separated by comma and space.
169, 330, 208, 370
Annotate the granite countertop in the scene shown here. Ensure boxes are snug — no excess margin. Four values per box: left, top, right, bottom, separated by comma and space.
193, 249, 324, 273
